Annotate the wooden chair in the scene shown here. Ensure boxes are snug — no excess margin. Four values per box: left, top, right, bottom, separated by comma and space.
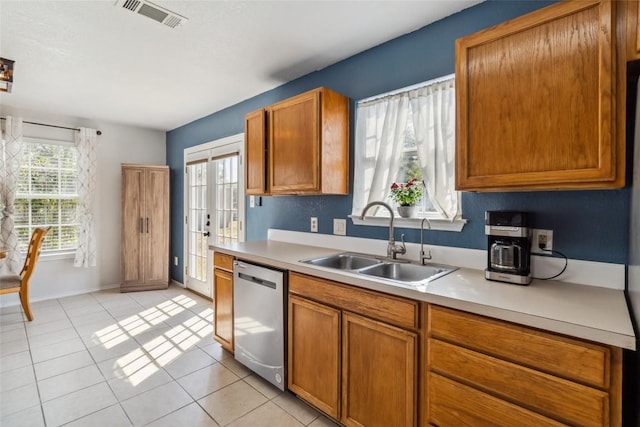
0, 227, 50, 321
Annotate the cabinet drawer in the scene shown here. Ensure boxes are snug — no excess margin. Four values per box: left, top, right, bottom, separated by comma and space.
428, 339, 608, 427
213, 252, 234, 272
428, 305, 609, 389
428, 373, 565, 427
289, 272, 418, 330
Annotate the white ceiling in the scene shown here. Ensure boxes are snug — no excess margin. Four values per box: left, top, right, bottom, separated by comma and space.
0, 0, 482, 131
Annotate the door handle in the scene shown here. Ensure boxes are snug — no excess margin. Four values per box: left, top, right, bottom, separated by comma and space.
146, 218, 149, 233
203, 231, 210, 237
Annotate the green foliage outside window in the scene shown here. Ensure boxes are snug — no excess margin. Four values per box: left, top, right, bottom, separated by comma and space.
14, 141, 79, 252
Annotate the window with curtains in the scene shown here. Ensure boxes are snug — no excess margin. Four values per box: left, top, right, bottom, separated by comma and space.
352, 75, 463, 228
14, 138, 79, 252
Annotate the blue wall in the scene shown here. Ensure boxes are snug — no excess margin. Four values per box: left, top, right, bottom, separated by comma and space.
167, 0, 630, 283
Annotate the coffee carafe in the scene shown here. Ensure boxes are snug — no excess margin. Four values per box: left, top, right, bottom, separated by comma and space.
485, 211, 532, 285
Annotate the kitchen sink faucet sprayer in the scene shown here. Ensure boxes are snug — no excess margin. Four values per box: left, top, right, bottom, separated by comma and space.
420, 218, 433, 265
360, 201, 406, 259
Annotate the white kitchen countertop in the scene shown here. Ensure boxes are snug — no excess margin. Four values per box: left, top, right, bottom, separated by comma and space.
211, 240, 637, 350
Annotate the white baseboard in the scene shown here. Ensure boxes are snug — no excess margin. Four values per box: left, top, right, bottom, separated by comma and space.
0, 283, 121, 308
0, 281, 189, 308
267, 229, 625, 290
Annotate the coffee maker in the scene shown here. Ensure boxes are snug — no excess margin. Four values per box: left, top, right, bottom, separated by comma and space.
485, 211, 532, 285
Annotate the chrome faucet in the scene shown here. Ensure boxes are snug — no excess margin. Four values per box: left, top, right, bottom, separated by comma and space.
360, 201, 406, 259
419, 217, 433, 265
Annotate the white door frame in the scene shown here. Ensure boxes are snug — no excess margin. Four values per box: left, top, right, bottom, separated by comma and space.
183, 133, 245, 297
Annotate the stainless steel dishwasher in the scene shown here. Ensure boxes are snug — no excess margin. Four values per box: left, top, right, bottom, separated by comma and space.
233, 260, 286, 391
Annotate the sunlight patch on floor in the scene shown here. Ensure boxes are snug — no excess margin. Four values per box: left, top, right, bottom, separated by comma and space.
95, 292, 212, 384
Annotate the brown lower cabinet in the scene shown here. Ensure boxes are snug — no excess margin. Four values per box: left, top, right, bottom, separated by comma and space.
286, 271, 623, 427
426, 305, 622, 427
213, 252, 234, 352
342, 312, 417, 427
288, 295, 340, 418
288, 272, 419, 427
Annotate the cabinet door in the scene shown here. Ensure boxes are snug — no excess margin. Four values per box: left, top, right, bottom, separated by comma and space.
288, 295, 340, 418
214, 268, 234, 351
143, 168, 169, 285
637, 0, 640, 57
269, 91, 320, 194
121, 167, 144, 286
245, 109, 267, 195
456, 0, 622, 190
342, 312, 417, 427
627, 0, 640, 61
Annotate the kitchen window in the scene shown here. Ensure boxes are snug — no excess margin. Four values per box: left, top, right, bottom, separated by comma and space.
15, 138, 79, 253
351, 74, 464, 231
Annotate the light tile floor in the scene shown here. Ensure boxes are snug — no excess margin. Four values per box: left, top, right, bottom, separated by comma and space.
0, 286, 339, 427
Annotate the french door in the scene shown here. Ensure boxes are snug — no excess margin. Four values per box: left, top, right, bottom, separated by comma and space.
185, 159, 210, 296
184, 135, 245, 298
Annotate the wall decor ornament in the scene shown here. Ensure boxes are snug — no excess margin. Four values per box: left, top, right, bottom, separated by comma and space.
0, 58, 14, 93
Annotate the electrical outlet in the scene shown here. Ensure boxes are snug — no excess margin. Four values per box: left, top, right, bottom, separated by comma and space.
310, 217, 318, 233
249, 196, 255, 208
333, 218, 346, 236
173, 256, 179, 266
532, 229, 553, 253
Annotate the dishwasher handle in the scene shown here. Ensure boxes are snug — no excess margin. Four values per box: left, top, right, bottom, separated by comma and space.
237, 272, 277, 289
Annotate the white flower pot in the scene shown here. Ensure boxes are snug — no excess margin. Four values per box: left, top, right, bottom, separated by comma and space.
397, 205, 418, 218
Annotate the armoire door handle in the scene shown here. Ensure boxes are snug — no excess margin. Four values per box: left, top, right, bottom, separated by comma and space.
146, 218, 149, 233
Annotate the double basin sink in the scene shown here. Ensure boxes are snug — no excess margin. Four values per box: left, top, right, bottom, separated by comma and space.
301, 252, 457, 288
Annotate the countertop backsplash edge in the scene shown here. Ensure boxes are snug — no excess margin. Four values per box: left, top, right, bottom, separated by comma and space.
266, 228, 625, 290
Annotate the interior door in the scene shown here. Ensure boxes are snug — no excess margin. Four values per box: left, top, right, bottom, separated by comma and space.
185, 159, 210, 296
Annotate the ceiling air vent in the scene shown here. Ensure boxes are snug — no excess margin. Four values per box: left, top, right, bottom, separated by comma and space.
115, 0, 188, 28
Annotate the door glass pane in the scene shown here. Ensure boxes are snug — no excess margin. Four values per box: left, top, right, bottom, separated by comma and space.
213, 155, 239, 245
186, 162, 208, 282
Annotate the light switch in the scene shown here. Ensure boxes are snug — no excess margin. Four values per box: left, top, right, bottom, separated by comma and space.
333, 219, 346, 236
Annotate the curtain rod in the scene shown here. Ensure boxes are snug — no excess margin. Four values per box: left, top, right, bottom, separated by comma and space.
357, 73, 455, 105
0, 117, 102, 135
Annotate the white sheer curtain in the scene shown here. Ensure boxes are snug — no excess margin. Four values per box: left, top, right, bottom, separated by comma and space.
0, 116, 24, 274
352, 93, 409, 216
74, 127, 98, 267
409, 76, 460, 219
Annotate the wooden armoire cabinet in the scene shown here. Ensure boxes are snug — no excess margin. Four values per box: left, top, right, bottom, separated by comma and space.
121, 164, 170, 292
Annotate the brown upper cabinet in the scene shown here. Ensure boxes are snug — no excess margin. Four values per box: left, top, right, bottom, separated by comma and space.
245, 87, 349, 195
624, 0, 640, 61
455, 0, 625, 191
